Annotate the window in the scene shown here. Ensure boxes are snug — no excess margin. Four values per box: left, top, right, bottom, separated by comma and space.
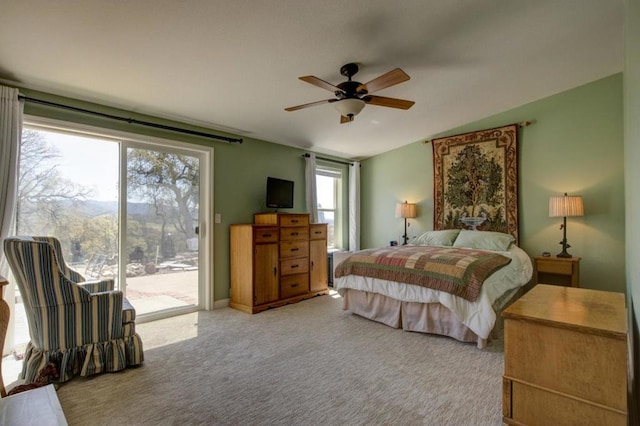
316, 165, 342, 249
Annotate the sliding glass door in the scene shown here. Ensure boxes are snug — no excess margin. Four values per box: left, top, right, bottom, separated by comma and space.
15, 120, 212, 339
123, 145, 201, 316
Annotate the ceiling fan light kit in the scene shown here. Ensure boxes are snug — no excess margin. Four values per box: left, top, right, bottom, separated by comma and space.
334, 98, 366, 119
285, 62, 414, 124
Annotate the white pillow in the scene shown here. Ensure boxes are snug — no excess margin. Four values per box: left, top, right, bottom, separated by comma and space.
412, 229, 461, 246
452, 230, 515, 251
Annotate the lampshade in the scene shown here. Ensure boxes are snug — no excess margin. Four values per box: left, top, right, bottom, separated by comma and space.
396, 201, 417, 219
549, 193, 584, 218
334, 98, 366, 117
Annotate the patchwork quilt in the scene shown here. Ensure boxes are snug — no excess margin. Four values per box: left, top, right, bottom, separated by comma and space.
334, 246, 512, 301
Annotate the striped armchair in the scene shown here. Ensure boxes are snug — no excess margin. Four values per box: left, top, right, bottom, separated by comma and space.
3, 236, 144, 383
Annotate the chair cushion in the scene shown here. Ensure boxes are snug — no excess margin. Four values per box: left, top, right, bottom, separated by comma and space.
122, 298, 136, 323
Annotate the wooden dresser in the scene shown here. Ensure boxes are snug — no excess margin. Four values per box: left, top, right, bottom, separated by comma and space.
230, 213, 328, 313
502, 284, 627, 425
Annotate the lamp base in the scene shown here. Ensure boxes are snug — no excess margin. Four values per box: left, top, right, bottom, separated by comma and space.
402, 218, 409, 245
556, 217, 573, 258
557, 237, 572, 258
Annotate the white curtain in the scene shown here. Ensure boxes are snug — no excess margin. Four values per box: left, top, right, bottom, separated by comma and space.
304, 153, 318, 223
349, 161, 360, 251
0, 85, 23, 355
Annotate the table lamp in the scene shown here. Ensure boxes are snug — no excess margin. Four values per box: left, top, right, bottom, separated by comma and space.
396, 201, 417, 245
549, 193, 584, 258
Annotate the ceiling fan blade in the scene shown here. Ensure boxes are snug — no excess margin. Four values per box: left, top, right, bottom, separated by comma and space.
285, 99, 336, 111
299, 76, 342, 93
358, 68, 410, 94
365, 95, 415, 110
340, 115, 353, 124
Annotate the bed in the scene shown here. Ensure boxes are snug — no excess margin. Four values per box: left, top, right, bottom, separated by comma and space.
333, 229, 533, 348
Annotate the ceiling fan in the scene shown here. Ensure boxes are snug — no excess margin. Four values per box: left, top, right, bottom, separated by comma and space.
285, 63, 415, 124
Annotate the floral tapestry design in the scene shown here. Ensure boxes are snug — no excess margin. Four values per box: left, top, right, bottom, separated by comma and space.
432, 124, 519, 243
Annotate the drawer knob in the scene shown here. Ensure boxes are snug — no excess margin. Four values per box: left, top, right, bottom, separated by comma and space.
292, 264, 299, 269
291, 248, 299, 252
291, 283, 299, 288
291, 232, 299, 236
262, 233, 272, 238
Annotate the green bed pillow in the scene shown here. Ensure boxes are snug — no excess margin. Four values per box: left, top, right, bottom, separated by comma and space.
412, 229, 461, 246
452, 230, 515, 251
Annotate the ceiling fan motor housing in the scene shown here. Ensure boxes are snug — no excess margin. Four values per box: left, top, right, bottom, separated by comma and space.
337, 81, 366, 99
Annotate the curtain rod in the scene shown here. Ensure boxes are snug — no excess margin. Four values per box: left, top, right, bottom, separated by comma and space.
18, 95, 243, 144
302, 153, 353, 166
422, 121, 534, 144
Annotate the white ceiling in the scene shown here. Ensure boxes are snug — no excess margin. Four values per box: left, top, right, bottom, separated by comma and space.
0, 0, 624, 160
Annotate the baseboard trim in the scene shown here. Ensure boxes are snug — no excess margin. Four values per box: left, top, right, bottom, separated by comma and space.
213, 298, 230, 309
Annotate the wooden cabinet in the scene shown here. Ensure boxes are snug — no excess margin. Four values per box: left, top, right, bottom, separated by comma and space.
230, 225, 279, 312
230, 213, 329, 313
502, 284, 627, 425
254, 239, 279, 305
309, 224, 328, 292
534, 256, 580, 287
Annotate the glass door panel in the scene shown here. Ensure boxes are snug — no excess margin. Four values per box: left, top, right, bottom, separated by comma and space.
15, 127, 120, 346
17, 128, 120, 281
124, 147, 201, 316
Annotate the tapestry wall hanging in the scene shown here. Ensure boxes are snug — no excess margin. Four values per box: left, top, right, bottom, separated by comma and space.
432, 123, 519, 243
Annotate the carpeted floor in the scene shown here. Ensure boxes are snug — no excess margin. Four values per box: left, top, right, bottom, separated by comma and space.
55, 291, 505, 425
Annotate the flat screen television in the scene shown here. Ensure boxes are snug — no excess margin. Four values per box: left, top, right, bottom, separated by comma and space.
266, 177, 294, 209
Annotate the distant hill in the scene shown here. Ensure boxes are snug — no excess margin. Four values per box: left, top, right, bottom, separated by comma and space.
67, 200, 159, 218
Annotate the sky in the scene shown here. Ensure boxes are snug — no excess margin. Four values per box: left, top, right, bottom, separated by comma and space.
37, 129, 120, 201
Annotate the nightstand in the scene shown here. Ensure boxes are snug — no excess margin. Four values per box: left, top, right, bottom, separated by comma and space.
533, 256, 581, 287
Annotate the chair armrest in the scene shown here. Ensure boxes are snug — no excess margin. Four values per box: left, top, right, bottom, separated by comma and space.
77, 279, 115, 293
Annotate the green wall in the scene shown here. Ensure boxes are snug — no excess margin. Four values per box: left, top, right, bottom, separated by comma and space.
362, 74, 625, 293
624, 0, 640, 419
18, 88, 340, 302
14, 72, 627, 298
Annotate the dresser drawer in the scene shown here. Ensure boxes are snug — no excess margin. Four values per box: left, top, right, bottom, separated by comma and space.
504, 318, 627, 412
280, 258, 309, 275
280, 226, 308, 241
309, 224, 327, 240
280, 273, 309, 298
279, 214, 309, 227
280, 241, 309, 259
253, 227, 278, 243
536, 259, 573, 275
504, 380, 626, 426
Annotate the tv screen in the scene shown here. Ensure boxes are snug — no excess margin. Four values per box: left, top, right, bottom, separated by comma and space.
266, 177, 294, 209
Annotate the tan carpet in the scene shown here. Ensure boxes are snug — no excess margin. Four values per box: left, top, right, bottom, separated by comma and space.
55, 291, 505, 425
